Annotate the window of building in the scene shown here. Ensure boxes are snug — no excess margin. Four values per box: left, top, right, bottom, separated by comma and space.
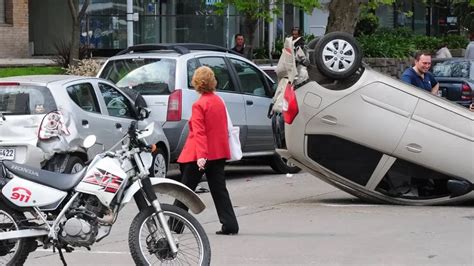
0, 0, 5, 24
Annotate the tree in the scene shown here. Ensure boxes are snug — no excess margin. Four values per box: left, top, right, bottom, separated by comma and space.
325, 0, 394, 34
215, 0, 320, 55
67, 0, 90, 66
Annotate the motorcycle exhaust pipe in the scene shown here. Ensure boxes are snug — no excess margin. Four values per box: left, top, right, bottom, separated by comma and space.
0, 229, 48, 241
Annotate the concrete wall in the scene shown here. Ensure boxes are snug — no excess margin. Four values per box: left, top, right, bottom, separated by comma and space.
0, 0, 29, 58
364, 58, 413, 79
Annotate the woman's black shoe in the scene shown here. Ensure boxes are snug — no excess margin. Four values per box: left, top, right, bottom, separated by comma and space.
215, 230, 238, 235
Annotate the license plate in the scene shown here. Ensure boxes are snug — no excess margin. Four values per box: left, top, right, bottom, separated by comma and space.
0, 148, 15, 160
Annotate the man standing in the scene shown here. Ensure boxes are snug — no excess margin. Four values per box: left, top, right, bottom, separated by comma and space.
291, 27, 305, 50
401, 51, 439, 96
465, 32, 474, 59
231, 33, 245, 55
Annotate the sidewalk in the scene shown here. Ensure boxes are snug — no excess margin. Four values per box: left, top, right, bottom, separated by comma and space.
0, 57, 58, 67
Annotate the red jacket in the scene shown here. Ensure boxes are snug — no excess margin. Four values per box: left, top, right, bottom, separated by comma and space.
177, 92, 230, 163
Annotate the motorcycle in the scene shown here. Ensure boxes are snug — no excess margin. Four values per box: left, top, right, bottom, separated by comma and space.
0, 109, 211, 265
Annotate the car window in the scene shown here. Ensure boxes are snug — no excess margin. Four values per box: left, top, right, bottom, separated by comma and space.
198, 57, 236, 92
263, 68, 277, 92
187, 58, 199, 89
66, 83, 101, 113
98, 83, 135, 119
0, 85, 56, 115
99, 58, 176, 95
230, 59, 268, 97
432, 61, 470, 78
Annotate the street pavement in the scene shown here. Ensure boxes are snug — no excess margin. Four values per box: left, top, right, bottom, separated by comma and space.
25, 165, 474, 265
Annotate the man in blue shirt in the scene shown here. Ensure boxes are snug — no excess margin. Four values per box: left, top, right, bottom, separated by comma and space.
401, 51, 439, 95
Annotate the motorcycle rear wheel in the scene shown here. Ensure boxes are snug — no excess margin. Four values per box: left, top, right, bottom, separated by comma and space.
0, 205, 33, 265
129, 204, 211, 265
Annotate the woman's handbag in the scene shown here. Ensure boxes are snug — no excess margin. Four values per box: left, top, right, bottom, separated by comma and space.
221, 98, 242, 162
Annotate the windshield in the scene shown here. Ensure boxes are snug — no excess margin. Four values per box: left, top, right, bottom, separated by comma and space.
432, 61, 470, 78
0, 85, 56, 115
99, 58, 176, 95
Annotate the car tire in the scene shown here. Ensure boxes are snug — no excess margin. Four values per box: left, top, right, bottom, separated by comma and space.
63, 156, 85, 174
314, 31, 362, 79
149, 148, 167, 178
269, 154, 301, 174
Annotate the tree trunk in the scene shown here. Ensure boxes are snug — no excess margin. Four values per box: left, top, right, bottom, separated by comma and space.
69, 21, 80, 66
68, 0, 90, 66
244, 14, 258, 59
326, 0, 362, 34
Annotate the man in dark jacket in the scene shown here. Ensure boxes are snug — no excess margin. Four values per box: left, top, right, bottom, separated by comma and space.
231, 33, 245, 55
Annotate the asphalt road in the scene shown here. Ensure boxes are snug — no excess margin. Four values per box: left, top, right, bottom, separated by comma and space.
24, 165, 474, 265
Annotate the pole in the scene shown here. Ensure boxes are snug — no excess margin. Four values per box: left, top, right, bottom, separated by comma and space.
127, 0, 133, 47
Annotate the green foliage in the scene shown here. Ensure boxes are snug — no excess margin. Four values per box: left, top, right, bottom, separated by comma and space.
441, 35, 469, 49
0, 67, 65, 78
214, 0, 320, 22
355, 13, 379, 37
358, 27, 470, 58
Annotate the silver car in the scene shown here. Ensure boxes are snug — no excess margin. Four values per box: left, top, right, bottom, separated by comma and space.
0, 75, 169, 177
98, 44, 300, 174
277, 32, 474, 205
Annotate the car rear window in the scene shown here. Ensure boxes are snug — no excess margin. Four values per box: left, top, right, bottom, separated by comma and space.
432, 61, 470, 78
99, 58, 176, 95
0, 85, 56, 115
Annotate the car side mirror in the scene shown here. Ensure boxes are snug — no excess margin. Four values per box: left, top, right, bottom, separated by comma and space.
137, 107, 150, 120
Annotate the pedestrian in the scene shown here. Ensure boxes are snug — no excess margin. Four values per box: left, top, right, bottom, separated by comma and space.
231, 33, 245, 55
174, 66, 239, 235
401, 51, 440, 96
435, 42, 452, 59
291, 27, 305, 50
465, 32, 474, 59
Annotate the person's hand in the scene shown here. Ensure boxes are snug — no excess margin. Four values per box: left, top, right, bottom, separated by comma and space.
197, 158, 207, 171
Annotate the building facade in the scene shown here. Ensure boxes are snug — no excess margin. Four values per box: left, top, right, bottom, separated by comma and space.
0, 0, 29, 58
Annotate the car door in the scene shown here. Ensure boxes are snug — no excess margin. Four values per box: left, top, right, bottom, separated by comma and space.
195, 56, 247, 148
393, 99, 473, 180
303, 79, 418, 186
227, 58, 274, 153
65, 81, 118, 150
95, 81, 137, 149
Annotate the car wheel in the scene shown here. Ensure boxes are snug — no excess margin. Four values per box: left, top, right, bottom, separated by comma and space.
269, 154, 301, 174
63, 156, 85, 174
149, 149, 167, 178
314, 31, 362, 79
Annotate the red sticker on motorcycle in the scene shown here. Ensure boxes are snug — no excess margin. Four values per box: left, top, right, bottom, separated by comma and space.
11, 187, 31, 203
83, 168, 124, 193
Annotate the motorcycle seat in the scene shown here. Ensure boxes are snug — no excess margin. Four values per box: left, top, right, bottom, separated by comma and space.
2, 161, 86, 191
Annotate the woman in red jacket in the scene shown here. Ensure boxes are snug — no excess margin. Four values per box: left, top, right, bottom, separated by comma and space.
175, 66, 239, 235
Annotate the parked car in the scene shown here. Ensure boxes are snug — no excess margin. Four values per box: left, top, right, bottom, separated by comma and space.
277, 32, 474, 205
432, 58, 473, 108
98, 44, 300, 173
0, 75, 169, 177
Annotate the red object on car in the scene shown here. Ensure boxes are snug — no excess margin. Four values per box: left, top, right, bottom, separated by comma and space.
282, 83, 298, 124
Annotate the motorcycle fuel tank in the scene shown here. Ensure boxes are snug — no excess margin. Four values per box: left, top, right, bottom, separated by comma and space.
75, 157, 128, 207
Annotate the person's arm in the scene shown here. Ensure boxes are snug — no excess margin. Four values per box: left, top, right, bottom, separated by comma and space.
191, 103, 208, 161
400, 72, 412, 85
430, 74, 439, 96
431, 83, 440, 96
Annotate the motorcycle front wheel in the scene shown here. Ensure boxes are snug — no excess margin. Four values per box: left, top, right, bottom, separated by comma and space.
129, 204, 211, 265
